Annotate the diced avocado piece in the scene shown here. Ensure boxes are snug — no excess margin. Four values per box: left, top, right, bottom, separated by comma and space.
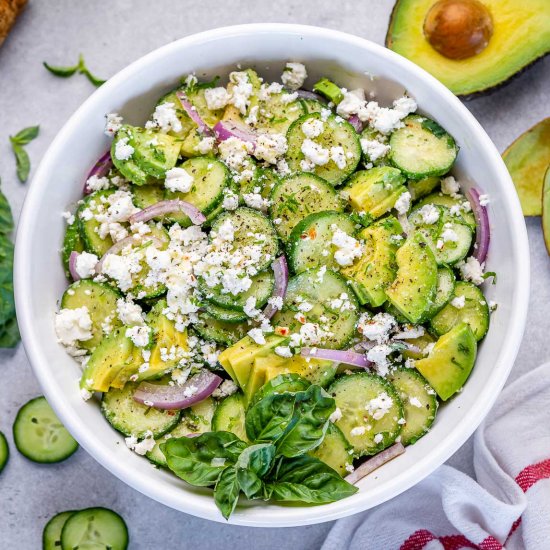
179, 128, 203, 158
341, 216, 403, 307
503, 117, 550, 216
140, 300, 189, 381
385, 231, 437, 323
111, 126, 152, 186
407, 176, 440, 201
259, 355, 337, 388
543, 166, 550, 254
80, 328, 138, 393
401, 331, 437, 360
344, 166, 407, 219
386, 0, 550, 98
312, 78, 344, 104
415, 322, 477, 401
244, 359, 269, 404
131, 127, 181, 179
110, 344, 145, 389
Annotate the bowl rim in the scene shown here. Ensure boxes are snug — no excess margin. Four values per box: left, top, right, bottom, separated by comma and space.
14, 23, 530, 527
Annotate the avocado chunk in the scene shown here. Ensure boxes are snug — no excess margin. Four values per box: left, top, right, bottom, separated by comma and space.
385, 231, 437, 323
258, 355, 337, 388
344, 166, 407, 219
131, 127, 181, 179
386, 0, 550, 97
341, 216, 403, 307
415, 322, 477, 401
111, 126, 152, 186
503, 117, 550, 216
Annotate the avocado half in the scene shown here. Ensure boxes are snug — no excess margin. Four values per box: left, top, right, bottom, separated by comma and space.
385, 0, 550, 98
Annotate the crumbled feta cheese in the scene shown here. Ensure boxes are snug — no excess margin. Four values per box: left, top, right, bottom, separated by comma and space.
274, 346, 293, 358
409, 396, 423, 408
450, 294, 466, 309
394, 191, 411, 215
441, 176, 460, 196
458, 256, 485, 285
62, 211, 75, 225
80, 388, 93, 401
243, 191, 270, 212
418, 204, 440, 225
336, 89, 365, 118
248, 328, 266, 345
55, 307, 93, 346
212, 379, 239, 399
105, 113, 123, 136
366, 344, 393, 376
75, 252, 99, 279
125, 325, 151, 348
301, 139, 330, 166
331, 226, 363, 267
267, 295, 284, 311
360, 138, 390, 162
330, 146, 347, 170
301, 118, 324, 138
373, 433, 384, 444
254, 133, 288, 164
218, 137, 253, 171
116, 297, 144, 325
204, 87, 231, 111
350, 426, 366, 436
114, 136, 134, 161
437, 224, 459, 249
125, 430, 155, 455
146, 102, 182, 133
281, 62, 308, 90
243, 296, 261, 319
222, 189, 239, 211
479, 194, 490, 206
329, 407, 343, 423
165, 167, 194, 193
228, 71, 254, 115
195, 137, 216, 155
365, 391, 394, 420
86, 175, 110, 192
392, 96, 417, 117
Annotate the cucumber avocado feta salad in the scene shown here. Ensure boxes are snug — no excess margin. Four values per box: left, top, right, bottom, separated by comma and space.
55, 62, 494, 519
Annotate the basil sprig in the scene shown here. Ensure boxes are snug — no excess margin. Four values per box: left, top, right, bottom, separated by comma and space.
9, 126, 39, 183
161, 383, 357, 519
43, 54, 106, 87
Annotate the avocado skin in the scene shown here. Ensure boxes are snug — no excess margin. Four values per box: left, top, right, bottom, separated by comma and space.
385, 0, 550, 99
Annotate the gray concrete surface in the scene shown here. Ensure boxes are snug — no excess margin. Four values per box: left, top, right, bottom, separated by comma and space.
0, 1, 548, 547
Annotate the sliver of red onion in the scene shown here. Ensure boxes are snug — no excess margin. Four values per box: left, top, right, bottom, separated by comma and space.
83, 151, 113, 194
262, 256, 289, 320
345, 443, 405, 484
466, 187, 490, 264
129, 199, 206, 226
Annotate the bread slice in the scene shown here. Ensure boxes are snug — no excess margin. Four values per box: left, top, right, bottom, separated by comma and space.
0, 0, 27, 48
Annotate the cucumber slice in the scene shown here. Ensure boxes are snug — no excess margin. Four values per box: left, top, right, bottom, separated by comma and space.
61, 220, 84, 279
422, 266, 456, 320
300, 98, 326, 114
360, 127, 390, 166
194, 312, 249, 345
212, 392, 247, 441
101, 383, 181, 438
407, 176, 440, 201
254, 91, 306, 135
250, 373, 311, 406
147, 397, 216, 467
77, 189, 117, 257
309, 423, 353, 476
131, 183, 164, 211
269, 172, 345, 241
0, 431, 9, 474
389, 115, 458, 179
43, 511, 75, 550
273, 268, 359, 349
200, 269, 275, 311
61, 280, 122, 351
328, 373, 404, 456
285, 112, 362, 186
245, 167, 281, 200
111, 126, 152, 185
430, 281, 490, 341
387, 367, 438, 445
287, 211, 357, 274
13, 397, 78, 463
204, 302, 249, 323
210, 208, 279, 273
131, 128, 181, 179
60, 507, 128, 550
415, 192, 476, 229
165, 157, 230, 227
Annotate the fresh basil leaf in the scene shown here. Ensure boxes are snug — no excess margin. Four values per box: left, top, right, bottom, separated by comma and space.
12, 144, 31, 183
236, 468, 263, 499
0, 236, 15, 327
214, 467, 241, 520
81, 67, 106, 87
43, 61, 79, 78
10, 125, 40, 145
275, 385, 335, 458
236, 443, 276, 476
161, 431, 247, 487
0, 317, 20, 348
265, 455, 358, 504
245, 392, 296, 443
0, 185, 14, 235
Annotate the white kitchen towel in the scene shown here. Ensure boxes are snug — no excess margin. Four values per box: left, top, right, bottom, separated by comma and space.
321, 362, 550, 550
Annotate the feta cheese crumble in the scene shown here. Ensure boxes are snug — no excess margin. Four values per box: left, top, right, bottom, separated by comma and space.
458, 256, 485, 285
55, 307, 93, 346
114, 136, 134, 161
281, 62, 308, 90
331, 226, 363, 266
74, 252, 99, 279
204, 87, 231, 111
394, 191, 411, 215
104, 113, 123, 136
125, 325, 151, 348
165, 167, 194, 193
146, 102, 182, 133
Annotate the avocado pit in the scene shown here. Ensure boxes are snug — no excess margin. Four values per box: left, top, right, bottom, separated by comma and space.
423, 0, 494, 60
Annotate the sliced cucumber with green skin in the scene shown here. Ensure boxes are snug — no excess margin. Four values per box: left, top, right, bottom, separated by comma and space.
62, 220, 84, 279
422, 266, 456, 321
309, 423, 353, 476
204, 302, 249, 323
61, 280, 122, 351
269, 172, 345, 241
200, 269, 275, 311
0, 431, 9, 474
360, 127, 390, 166
254, 91, 306, 135
273, 268, 359, 349
111, 126, 152, 186
194, 312, 249, 345
165, 157, 230, 227
387, 367, 438, 446
288, 211, 357, 274
101, 383, 181, 438
430, 281, 489, 341
300, 98, 326, 114
244, 167, 281, 200
329, 373, 404, 456
60, 507, 129, 550
147, 397, 216, 467
210, 208, 279, 273
13, 397, 78, 463
285, 112, 362, 186
43, 510, 75, 550
212, 392, 247, 441
415, 192, 476, 229
408, 176, 441, 201
389, 115, 458, 179
250, 373, 311, 406
77, 189, 117, 257
131, 127, 181, 179
131, 183, 164, 211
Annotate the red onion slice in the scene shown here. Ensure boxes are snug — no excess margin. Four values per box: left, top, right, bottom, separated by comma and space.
213, 120, 257, 145
84, 150, 113, 194
68, 251, 81, 281
345, 442, 405, 485
94, 235, 164, 274
348, 114, 364, 133
262, 256, 289, 320
134, 370, 223, 410
296, 89, 327, 103
466, 187, 490, 264
129, 200, 206, 226
301, 347, 373, 369
176, 91, 213, 136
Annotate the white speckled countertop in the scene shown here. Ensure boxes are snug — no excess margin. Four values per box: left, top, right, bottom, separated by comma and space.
0, 1, 548, 547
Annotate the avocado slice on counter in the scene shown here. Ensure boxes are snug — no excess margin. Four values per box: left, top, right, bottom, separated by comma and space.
502, 117, 550, 216
385, 0, 550, 98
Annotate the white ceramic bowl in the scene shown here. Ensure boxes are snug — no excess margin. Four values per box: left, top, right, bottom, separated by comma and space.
15, 24, 529, 526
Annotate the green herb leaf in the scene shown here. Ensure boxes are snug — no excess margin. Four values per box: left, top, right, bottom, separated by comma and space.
0, 185, 14, 235
43, 54, 105, 87
236, 468, 263, 499
264, 455, 358, 504
10, 125, 40, 145
245, 392, 296, 443
12, 144, 31, 183
214, 467, 241, 520
80, 67, 106, 87
421, 118, 447, 139
161, 432, 247, 487
43, 61, 79, 78
235, 443, 276, 476
0, 236, 15, 330
0, 317, 20, 348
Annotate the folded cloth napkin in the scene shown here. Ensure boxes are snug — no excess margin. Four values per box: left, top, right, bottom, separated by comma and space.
321, 362, 550, 550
